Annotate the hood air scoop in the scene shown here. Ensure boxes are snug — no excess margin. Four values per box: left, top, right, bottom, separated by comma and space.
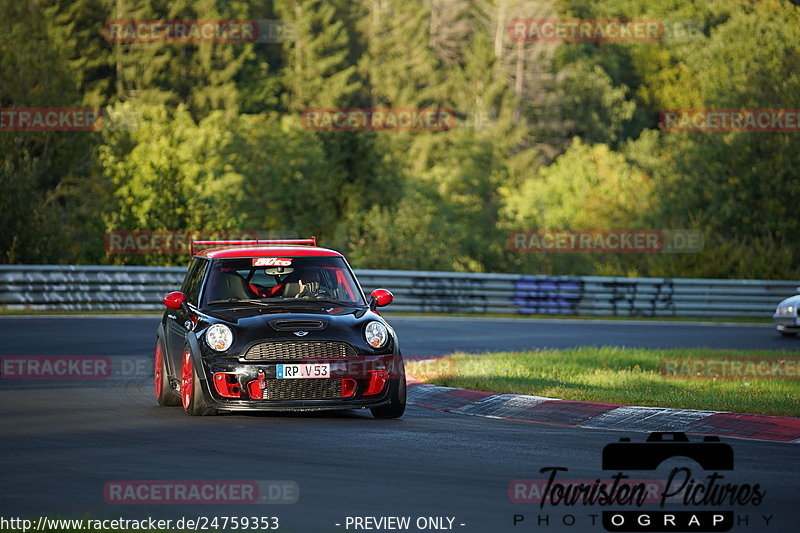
269, 319, 328, 332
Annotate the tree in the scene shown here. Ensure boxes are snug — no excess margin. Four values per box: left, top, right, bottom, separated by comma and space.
505, 137, 654, 230
653, 1, 800, 253
97, 103, 246, 264
227, 113, 344, 240
41, 0, 117, 109
555, 58, 637, 147
358, 0, 443, 107
274, 0, 362, 110
0, 0, 96, 263
345, 184, 466, 271
275, 0, 401, 239
502, 138, 656, 275
108, 0, 254, 118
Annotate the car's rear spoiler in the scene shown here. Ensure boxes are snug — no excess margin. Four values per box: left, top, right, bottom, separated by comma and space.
191, 237, 316, 255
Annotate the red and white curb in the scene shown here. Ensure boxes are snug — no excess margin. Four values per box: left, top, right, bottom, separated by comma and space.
406, 381, 800, 444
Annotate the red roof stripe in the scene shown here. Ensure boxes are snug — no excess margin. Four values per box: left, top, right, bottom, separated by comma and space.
197, 246, 342, 259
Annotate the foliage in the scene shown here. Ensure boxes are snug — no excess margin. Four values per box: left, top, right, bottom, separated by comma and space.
1, 0, 798, 281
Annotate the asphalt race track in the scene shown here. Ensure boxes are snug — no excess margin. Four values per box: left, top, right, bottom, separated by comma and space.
2, 315, 799, 357
1, 316, 798, 533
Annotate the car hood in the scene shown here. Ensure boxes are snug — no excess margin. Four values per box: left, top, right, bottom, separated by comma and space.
204, 304, 369, 325
199, 305, 389, 354
777, 293, 800, 307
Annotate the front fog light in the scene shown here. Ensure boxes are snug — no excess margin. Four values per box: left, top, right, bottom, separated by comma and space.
206, 324, 233, 351
365, 321, 388, 348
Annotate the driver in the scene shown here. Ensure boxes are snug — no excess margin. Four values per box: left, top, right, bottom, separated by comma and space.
282, 267, 324, 298
296, 271, 321, 298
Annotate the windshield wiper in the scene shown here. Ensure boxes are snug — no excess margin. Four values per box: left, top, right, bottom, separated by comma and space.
207, 299, 273, 307
303, 298, 362, 307
208, 298, 361, 308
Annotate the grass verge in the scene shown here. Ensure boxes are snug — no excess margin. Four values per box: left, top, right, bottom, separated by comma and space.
413, 347, 800, 417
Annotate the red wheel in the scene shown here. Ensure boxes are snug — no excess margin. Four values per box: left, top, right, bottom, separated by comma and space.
155, 343, 164, 398
181, 350, 193, 410
180, 349, 217, 416
155, 340, 179, 406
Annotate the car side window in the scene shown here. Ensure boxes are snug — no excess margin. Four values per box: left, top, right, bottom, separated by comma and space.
180, 258, 208, 306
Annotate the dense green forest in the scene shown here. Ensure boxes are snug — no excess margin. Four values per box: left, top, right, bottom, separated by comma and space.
1, 0, 798, 279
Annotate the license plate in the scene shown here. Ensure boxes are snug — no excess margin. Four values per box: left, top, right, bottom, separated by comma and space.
276, 363, 330, 379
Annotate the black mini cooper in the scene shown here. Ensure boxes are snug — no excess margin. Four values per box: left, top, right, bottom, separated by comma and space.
154, 238, 405, 418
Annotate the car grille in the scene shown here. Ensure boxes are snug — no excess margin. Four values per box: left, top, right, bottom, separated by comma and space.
243, 341, 356, 361
261, 378, 342, 400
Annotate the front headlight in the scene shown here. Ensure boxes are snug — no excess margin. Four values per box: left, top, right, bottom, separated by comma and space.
365, 321, 389, 348
205, 324, 233, 352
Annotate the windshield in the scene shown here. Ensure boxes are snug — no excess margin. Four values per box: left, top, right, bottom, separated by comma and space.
202, 256, 364, 307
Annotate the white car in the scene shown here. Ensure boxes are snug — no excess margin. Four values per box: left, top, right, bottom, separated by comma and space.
773, 288, 800, 337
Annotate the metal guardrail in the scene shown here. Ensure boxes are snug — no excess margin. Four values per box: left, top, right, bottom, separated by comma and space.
0, 265, 797, 317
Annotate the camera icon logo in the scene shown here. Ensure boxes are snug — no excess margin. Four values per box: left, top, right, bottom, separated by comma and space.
602, 432, 734, 471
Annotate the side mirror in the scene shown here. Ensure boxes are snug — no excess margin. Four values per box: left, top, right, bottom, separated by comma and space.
163, 291, 187, 310
369, 288, 393, 310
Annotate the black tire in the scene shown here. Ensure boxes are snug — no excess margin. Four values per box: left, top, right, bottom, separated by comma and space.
371, 373, 406, 419
181, 349, 217, 416
155, 339, 180, 406
779, 329, 798, 337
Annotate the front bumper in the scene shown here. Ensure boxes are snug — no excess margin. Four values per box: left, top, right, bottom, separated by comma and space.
773, 314, 800, 331
196, 353, 402, 411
